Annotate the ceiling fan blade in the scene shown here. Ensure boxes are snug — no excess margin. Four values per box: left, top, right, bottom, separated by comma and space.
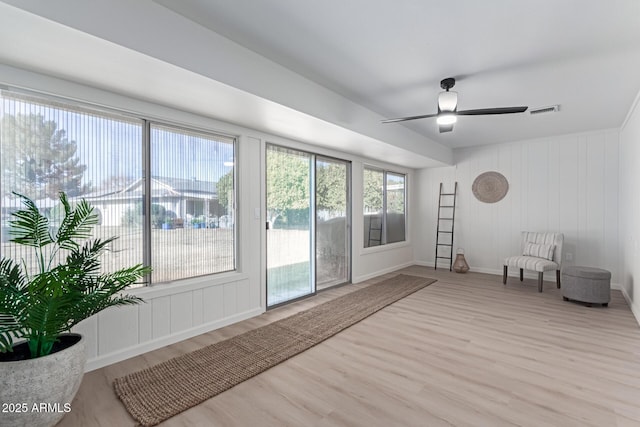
457, 106, 528, 116
381, 113, 438, 123
439, 124, 454, 133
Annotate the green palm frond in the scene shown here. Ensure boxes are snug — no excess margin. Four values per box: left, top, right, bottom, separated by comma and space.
0, 259, 29, 352
100, 265, 150, 288
55, 194, 98, 251
0, 314, 27, 353
8, 192, 53, 248
24, 293, 75, 338
0, 258, 27, 290
0, 308, 27, 353
65, 237, 117, 275
0, 192, 149, 358
66, 293, 144, 331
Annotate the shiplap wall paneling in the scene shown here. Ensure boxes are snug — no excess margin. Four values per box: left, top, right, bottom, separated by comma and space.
223, 282, 238, 318
235, 279, 252, 313
170, 292, 193, 334
203, 284, 225, 324
557, 136, 579, 265
138, 301, 152, 343
152, 296, 171, 339
192, 289, 204, 325
416, 129, 620, 283
601, 133, 619, 277
619, 93, 640, 321
98, 304, 138, 355
74, 316, 98, 360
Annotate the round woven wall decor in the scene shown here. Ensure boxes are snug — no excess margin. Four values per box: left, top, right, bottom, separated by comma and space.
472, 171, 509, 203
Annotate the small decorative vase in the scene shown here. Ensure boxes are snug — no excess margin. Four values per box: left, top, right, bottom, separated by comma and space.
453, 249, 469, 273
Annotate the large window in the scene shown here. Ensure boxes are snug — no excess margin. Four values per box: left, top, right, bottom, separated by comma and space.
0, 90, 236, 285
150, 124, 235, 282
363, 167, 406, 247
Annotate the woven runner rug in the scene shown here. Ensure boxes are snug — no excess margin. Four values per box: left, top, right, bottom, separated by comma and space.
114, 274, 436, 426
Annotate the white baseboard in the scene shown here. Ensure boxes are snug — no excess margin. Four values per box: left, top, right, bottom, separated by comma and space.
618, 285, 640, 327
414, 261, 560, 282
413, 260, 455, 270
352, 261, 415, 284
85, 307, 264, 372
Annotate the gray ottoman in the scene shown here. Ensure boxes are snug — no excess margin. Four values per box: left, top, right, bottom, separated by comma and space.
561, 266, 611, 307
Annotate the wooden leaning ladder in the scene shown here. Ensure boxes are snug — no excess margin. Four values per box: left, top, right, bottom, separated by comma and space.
435, 182, 458, 271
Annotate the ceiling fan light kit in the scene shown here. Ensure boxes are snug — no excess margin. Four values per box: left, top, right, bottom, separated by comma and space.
382, 77, 528, 133
437, 113, 457, 125
438, 91, 458, 112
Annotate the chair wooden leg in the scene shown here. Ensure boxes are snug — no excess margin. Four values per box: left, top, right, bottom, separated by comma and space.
503, 265, 507, 284
538, 272, 544, 292
520, 269, 524, 281
556, 270, 561, 288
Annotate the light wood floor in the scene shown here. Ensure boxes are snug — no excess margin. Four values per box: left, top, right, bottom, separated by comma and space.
59, 266, 640, 427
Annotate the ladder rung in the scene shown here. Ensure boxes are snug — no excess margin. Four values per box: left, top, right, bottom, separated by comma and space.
436, 182, 457, 270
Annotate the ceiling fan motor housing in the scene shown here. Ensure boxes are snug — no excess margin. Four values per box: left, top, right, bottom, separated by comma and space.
440, 77, 456, 91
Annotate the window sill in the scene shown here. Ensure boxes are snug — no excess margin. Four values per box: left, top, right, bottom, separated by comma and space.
128, 270, 250, 299
360, 240, 410, 255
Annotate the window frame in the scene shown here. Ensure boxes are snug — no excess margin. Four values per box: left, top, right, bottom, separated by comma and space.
363, 165, 407, 248
0, 87, 238, 286
146, 121, 238, 283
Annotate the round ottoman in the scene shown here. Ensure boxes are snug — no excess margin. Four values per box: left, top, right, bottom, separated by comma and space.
561, 266, 611, 307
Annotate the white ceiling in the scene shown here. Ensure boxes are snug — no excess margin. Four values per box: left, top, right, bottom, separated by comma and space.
1, 0, 640, 166
0, 0, 456, 168
156, 0, 640, 148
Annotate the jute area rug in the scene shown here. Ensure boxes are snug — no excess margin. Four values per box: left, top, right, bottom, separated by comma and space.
114, 274, 436, 426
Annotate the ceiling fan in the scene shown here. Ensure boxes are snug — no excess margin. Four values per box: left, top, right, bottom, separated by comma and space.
381, 78, 528, 133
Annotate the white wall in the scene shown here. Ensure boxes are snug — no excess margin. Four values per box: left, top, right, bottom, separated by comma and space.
619, 93, 640, 320
0, 66, 417, 371
415, 130, 620, 285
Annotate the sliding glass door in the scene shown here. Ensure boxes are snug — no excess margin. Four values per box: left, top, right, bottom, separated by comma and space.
266, 145, 350, 307
316, 157, 350, 290
266, 145, 313, 306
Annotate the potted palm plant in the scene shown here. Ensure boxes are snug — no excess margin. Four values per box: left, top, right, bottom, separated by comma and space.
0, 192, 150, 427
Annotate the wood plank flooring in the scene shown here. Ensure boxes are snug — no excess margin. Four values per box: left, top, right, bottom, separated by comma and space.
58, 266, 640, 426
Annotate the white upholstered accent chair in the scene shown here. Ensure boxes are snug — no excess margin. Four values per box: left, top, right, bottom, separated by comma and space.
503, 232, 563, 292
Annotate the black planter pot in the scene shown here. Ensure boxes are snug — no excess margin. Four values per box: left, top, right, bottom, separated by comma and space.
0, 334, 81, 362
